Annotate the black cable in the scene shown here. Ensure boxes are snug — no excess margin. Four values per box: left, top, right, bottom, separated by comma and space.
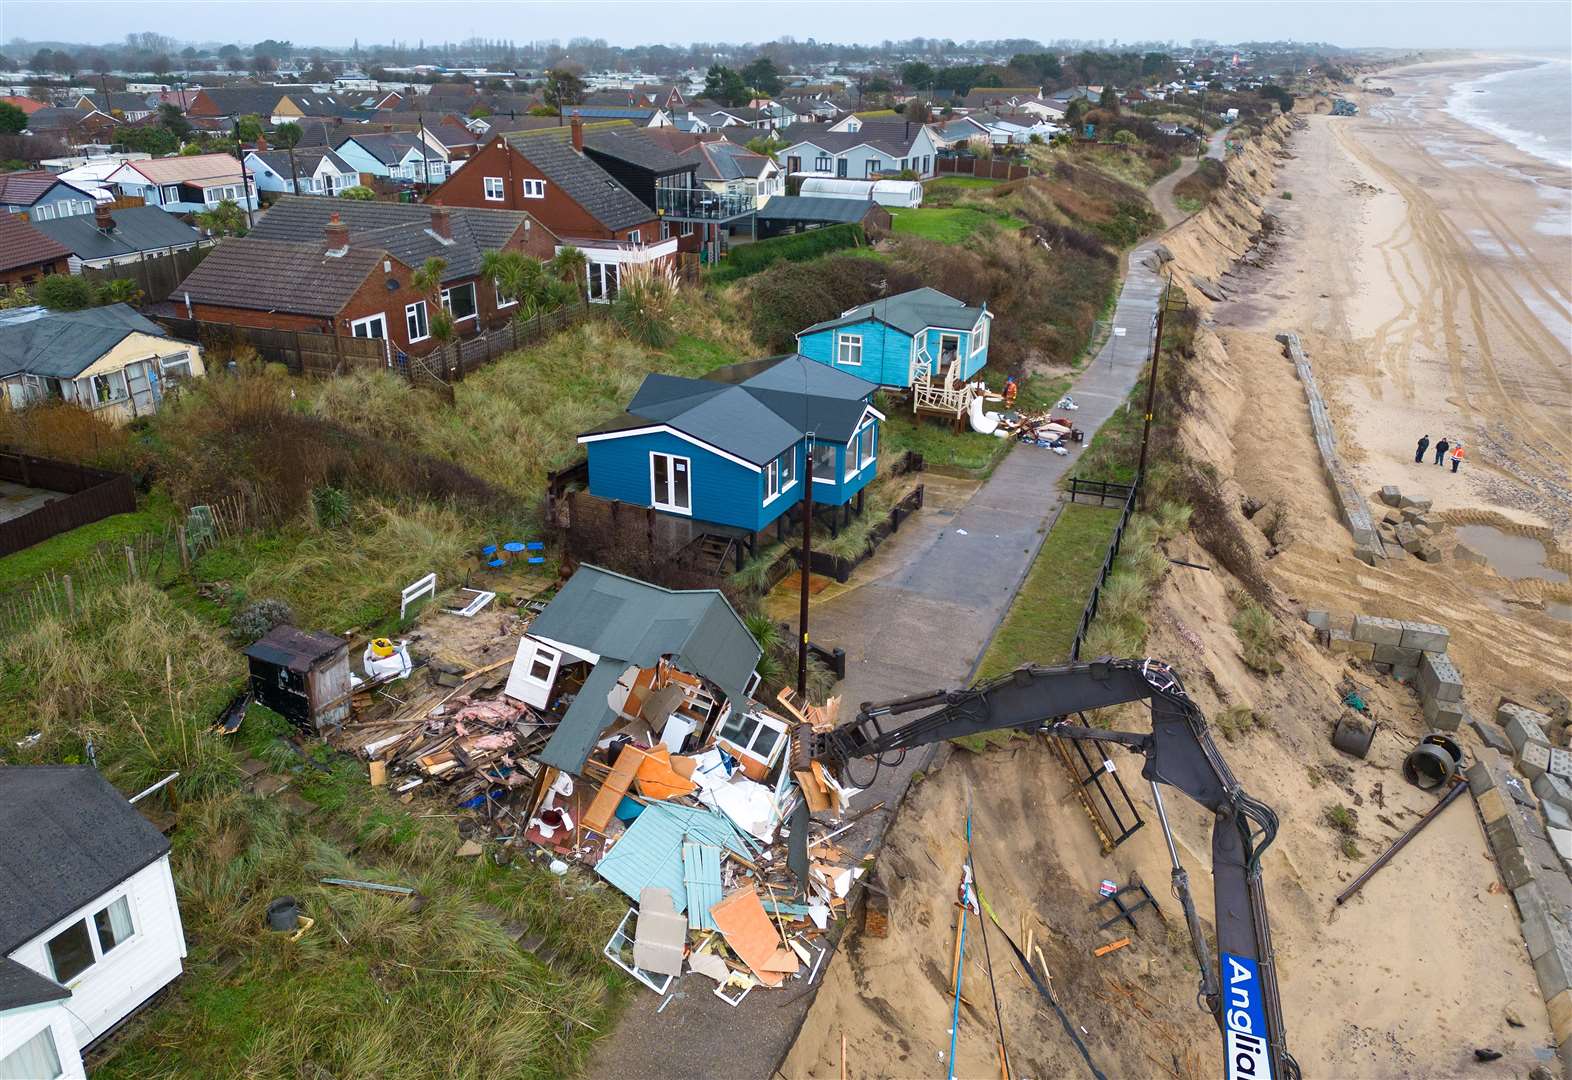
966, 811, 1011, 1079
993, 923, 1108, 1080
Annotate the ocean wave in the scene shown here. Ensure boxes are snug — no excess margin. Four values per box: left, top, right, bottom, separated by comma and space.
1443, 59, 1572, 171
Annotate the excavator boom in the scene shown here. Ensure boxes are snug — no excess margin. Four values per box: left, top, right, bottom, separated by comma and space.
800, 658, 1299, 1080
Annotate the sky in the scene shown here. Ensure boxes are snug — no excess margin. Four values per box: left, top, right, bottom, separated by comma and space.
2, 0, 1568, 51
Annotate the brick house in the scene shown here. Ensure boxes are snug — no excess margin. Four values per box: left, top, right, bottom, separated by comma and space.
425, 115, 677, 302
0, 214, 72, 287
172, 199, 551, 358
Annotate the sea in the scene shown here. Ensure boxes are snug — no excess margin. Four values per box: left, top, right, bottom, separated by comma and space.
1445, 55, 1572, 171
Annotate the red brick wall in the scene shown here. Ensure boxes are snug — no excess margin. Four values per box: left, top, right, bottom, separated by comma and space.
427, 138, 656, 244
1, 257, 70, 288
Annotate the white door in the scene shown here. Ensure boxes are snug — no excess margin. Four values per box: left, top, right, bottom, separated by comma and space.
350, 313, 390, 364
650, 452, 691, 514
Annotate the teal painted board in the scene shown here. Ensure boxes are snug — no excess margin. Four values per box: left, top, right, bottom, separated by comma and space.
682, 842, 723, 931
595, 801, 755, 910
586, 429, 763, 531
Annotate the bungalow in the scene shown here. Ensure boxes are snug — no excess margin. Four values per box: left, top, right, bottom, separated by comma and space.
677, 139, 782, 210
0, 213, 72, 287
72, 91, 156, 121
333, 132, 449, 183
507, 564, 762, 778
178, 85, 288, 120
32, 204, 208, 272
796, 286, 992, 389
23, 108, 121, 146
1016, 97, 1069, 121
0, 171, 99, 221
425, 118, 674, 303
244, 146, 361, 196
579, 353, 884, 537
776, 120, 940, 179
177, 199, 550, 355
0, 303, 204, 422
105, 154, 257, 215
563, 105, 671, 128
0, 766, 188, 1079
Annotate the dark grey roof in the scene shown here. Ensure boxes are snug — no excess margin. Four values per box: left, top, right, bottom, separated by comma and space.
0, 766, 171, 953
336, 132, 423, 165
755, 195, 880, 225
251, 147, 357, 177
243, 624, 345, 671
0, 957, 69, 1012
174, 236, 391, 316
79, 91, 155, 113
506, 132, 653, 232
530, 566, 761, 774
248, 195, 534, 283
198, 86, 288, 116
582, 130, 695, 176
0, 303, 169, 380
24, 107, 105, 132
679, 140, 770, 182
799, 286, 987, 338
585, 352, 879, 465
33, 205, 203, 261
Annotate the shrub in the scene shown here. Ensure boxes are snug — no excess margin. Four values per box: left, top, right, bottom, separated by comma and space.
743, 253, 919, 353
711, 223, 865, 283
312, 485, 351, 528
1230, 591, 1283, 674
612, 261, 678, 348
230, 597, 294, 643
339, 185, 375, 200
35, 274, 96, 311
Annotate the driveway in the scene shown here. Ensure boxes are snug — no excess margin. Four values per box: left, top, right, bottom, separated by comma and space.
583, 237, 1170, 1080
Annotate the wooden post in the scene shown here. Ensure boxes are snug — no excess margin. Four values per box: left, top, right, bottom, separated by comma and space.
124, 545, 137, 580
331, 328, 344, 375
63, 574, 74, 617
293, 331, 304, 374
177, 526, 190, 572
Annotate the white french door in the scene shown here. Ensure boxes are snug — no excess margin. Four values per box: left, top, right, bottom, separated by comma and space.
650, 452, 691, 514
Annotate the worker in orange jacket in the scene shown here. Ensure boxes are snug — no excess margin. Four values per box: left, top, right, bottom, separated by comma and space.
1450, 444, 1465, 473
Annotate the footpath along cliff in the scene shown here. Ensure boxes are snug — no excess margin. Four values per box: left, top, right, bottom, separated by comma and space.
780, 113, 1555, 1080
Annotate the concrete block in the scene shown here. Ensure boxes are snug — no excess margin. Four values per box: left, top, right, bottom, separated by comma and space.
1416, 543, 1443, 561
1401, 507, 1426, 522
1533, 933, 1572, 1000
1520, 740, 1553, 780
1418, 651, 1462, 704
1326, 629, 1375, 660
1551, 827, 1572, 863
1372, 643, 1421, 666
1548, 988, 1572, 1048
1422, 695, 1465, 731
1476, 787, 1509, 826
1399, 621, 1450, 652
1379, 484, 1402, 507
1515, 881, 1560, 961
1466, 748, 1508, 795
1495, 839, 1536, 890
1395, 523, 1423, 552
1352, 614, 1404, 646
1552, 747, 1572, 782
1533, 773, 1572, 814
1505, 706, 1551, 754
1500, 700, 1552, 732
1543, 797, 1571, 832
1471, 715, 1513, 755
1398, 494, 1433, 511
1304, 609, 1331, 630
1382, 510, 1403, 526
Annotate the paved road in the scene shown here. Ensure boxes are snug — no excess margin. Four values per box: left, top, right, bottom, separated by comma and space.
584, 240, 1169, 1080
1149, 125, 1233, 228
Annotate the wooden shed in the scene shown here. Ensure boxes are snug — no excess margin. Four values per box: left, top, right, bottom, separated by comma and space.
243, 625, 352, 732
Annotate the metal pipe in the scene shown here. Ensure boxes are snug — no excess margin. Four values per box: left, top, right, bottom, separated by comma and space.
128, 771, 179, 804
1335, 779, 1468, 906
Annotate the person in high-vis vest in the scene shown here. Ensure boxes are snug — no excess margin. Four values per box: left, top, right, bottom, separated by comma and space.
1450, 444, 1465, 473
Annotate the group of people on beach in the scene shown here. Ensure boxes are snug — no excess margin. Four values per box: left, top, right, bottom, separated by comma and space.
1415, 435, 1465, 473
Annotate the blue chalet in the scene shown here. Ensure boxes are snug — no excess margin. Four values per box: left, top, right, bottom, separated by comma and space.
579, 354, 884, 542
795, 286, 992, 390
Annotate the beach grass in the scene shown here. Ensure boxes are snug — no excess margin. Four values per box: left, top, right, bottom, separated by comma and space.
887, 205, 1027, 243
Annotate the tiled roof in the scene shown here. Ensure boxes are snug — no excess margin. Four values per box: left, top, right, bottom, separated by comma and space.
336, 132, 423, 164
23, 107, 105, 132
196, 86, 288, 116
251, 147, 357, 176
0, 96, 48, 114
506, 132, 654, 233
583, 130, 695, 175
247, 195, 540, 282
778, 121, 931, 157
174, 236, 393, 316
0, 213, 71, 272
78, 91, 155, 113
32, 205, 202, 261
0, 303, 168, 380
0, 171, 72, 206
121, 153, 243, 185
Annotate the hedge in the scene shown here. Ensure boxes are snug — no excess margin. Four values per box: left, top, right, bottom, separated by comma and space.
709, 224, 865, 283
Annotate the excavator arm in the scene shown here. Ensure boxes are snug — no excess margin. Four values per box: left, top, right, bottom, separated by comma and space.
799, 658, 1300, 1080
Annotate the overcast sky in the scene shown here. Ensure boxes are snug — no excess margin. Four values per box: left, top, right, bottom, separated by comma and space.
3, 1, 1569, 51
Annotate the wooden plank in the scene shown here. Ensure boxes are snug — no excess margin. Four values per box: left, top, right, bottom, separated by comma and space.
1093, 937, 1131, 957
581, 743, 642, 833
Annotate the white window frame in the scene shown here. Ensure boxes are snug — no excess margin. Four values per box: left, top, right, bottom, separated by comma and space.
482, 176, 504, 201
865, 158, 881, 177
972, 318, 988, 355
835, 332, 862, 366
0, 1026, 63, 1080
844, 434, 860, 480
404, 300, 429, 342
650, 451, 692, 515
439, 281, 477, 322
89, 370, 127, 406
813, 153, 831, 171
521, 178, 545, 198
627, 229, 641, 244
159, 352, 193, 380
44, 889, 136, 986
349, 312, 387, 338
715, 710, 788, 768
494, 278, 516, 308
811, 440, 837, 484
160, 184, 180, 204
859, 423, 876, 470
762, 447, 797, 506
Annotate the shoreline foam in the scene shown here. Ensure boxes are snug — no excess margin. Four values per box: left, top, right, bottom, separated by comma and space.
1442, 56, 1572, 171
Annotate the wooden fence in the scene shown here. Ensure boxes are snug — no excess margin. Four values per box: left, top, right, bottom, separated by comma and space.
80, 244, 213, 304
150, 316, 389, 377
0, 452, 136, 558
936, 157, 1031, 181
434, 303, 610, 382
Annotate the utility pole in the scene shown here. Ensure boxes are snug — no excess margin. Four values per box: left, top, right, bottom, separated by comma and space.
796, 432, 814, 698
232, 119, 255, 231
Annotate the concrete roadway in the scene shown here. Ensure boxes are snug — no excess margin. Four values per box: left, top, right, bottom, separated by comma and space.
584, 237, 1170, 1080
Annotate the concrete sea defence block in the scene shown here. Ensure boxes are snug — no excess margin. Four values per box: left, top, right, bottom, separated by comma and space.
1534, 773, 1572, 814
1470, 715, 1513, 755
1417, 651, 1462, 704
1533, 922, 1572, 1000
1551, 748, 1572, 783
1398, 621, 1449, 652
1379, 485, 1403, 507
1352, 614, 1405, 646
1519, 740, 1552, 781
1422, 696, 1464, 732
1372, 642, 1422, 665
1504, 705, 1551, 754
1398, 494, 1433, 511
1304, 609, 1331, 630
1327, 629, 1374, 660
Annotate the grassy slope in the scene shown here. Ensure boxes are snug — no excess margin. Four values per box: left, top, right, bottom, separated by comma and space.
0, 489, 177, 592
886, 205, 1026, 242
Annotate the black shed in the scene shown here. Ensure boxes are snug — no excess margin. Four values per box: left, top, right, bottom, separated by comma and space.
243, 625, 352, 732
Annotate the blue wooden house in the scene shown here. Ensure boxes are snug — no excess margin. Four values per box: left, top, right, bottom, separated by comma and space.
795, 286, 992, 390
579, 354, 884, 547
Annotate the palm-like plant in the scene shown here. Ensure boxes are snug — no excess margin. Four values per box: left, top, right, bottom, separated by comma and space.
195, 198, 247, 237
548, 245, 589, 305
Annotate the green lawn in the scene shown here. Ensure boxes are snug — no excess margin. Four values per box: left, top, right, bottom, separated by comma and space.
0, 488, 177, 593
887, 206, 1027, 243
924, 176, 1005, 191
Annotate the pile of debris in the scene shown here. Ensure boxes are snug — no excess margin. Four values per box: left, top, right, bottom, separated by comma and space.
995, 410, 1084, 452
1375, 486, 1442, 562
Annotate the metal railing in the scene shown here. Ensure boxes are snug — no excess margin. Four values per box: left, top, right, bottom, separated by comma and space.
1067, 477, 1134, 506
655, 186, 755, 221
1069, 481, 1139, 662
